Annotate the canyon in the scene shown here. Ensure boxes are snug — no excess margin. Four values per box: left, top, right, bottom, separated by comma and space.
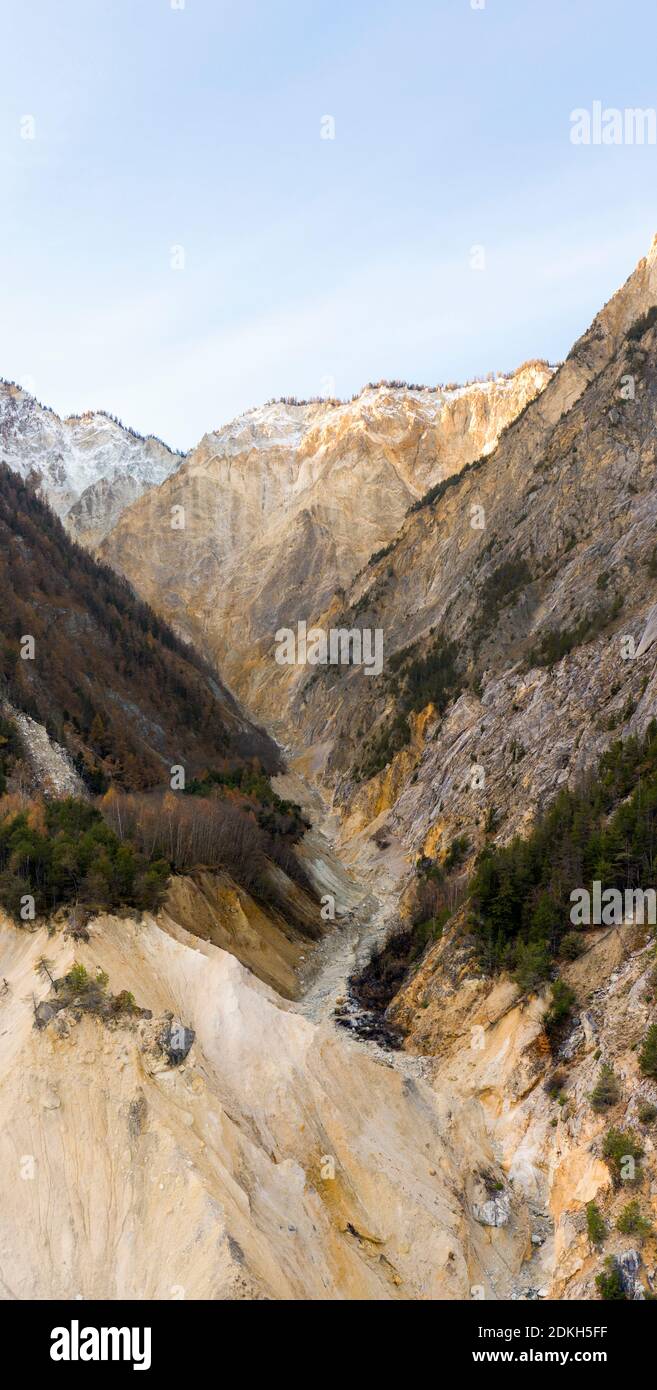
2, 241, 657, 1301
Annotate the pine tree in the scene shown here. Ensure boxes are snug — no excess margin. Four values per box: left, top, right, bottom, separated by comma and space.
590, 1063, 621, 1111
639, 1023, 657, 1077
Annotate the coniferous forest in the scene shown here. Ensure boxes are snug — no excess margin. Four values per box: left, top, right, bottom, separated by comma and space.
470, 721, 657, 976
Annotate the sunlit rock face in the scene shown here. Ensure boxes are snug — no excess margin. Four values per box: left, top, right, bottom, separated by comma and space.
0, 907, 529, 1300
99, 365, 552, 718
6, 242, 657, 1304
276, 235, 657, 854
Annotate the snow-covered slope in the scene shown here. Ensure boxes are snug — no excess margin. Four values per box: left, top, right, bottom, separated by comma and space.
0, 381, 183, 546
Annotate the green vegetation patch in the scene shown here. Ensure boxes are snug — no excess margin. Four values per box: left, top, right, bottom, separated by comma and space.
0, 797, 169, 920
356, 632, 464, 780
528, 596, 623, 668
469, 720, 657, 973
0, 715, 21, 795
184, 765, 309, 839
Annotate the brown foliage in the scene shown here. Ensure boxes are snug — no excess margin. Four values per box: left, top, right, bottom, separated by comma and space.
0, 464, 278, 790
102, 790, 268, 894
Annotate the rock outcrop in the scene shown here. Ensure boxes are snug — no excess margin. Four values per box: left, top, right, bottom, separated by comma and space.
0, 381, 182, 545
4, 241, 657, 1303
0, 906, 530, 1300
272, 234, 657, 861
99, 367, 552, 711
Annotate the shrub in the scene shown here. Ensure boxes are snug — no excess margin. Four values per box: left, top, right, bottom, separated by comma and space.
627, 305, 657, 340
616, 1199, 653, 1239
595, 1257, 626, 1300
513, 940, 552, 992
544, 1068, 567, 1098
602, 1127, 643, 1184
560, 931, 585, 960
544, 979, 576, 1038
67, 962, 90, 994
479, 558, 533, 628
443, 835, 470, 872
408, 456, 486, 514
586, 1201, 607, 1248
639, 1023, 657, 1077
367, 541, 395, 567
528, 599, 621, 669
36, 958, 147, 1031
411, 914, 447, 952
590, 1063, 621, 1112
637, 1102, 657, 1124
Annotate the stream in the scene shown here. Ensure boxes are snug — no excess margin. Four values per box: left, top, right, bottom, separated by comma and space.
273, 759, 432, 1073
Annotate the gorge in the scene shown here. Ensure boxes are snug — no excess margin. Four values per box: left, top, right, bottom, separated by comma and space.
2, 241, 657, 1302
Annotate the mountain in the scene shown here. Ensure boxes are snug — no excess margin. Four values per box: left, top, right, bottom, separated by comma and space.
3, 242, 657, 1303
0, 381, 182, 546
87, 236, 657, 1299
99, 365, 553, 713
283, 236, 657, 846
0, 462, 323, 995
0, 463, 277, 790
0, 454, 531, 1304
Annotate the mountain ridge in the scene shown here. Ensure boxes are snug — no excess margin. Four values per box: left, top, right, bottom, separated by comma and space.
2, 241, 657, 1302
0, 380, 184, 548
98, 361, 554, 710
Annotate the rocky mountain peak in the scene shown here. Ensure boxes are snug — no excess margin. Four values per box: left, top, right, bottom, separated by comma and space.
0, 379, 183, 546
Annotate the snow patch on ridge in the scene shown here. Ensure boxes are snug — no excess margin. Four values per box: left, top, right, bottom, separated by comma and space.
0, 382, 181, 530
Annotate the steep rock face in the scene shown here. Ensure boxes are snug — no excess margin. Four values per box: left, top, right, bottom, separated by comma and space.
252, 237, 657, 1301
6, 243, 657, 1304
389, 920, 657, 1300
0, 382, 181, 545
161, 866, 322, 1000
99, 367, 552, 707
278, 235, 657, 863
0, 906, 531, 1300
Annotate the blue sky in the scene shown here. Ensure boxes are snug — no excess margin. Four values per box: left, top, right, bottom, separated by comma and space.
1, 0, 656, 450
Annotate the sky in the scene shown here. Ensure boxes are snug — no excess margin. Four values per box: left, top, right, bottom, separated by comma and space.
1, 0, 656, 451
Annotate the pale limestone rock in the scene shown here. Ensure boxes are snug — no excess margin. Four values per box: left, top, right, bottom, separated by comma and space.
473, 1193, 511, 1227
0, 908, 530, 1300
99, 367, 552, 718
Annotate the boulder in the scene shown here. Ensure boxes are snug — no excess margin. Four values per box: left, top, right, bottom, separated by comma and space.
472, 1192, 511, 1227
160, 1019, 195, 1066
